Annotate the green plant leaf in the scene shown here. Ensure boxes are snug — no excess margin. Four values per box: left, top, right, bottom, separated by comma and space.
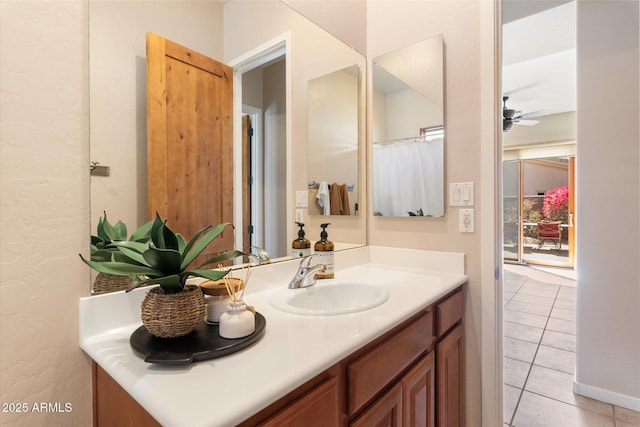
150, 213, 179, 250
143, 247, 182, 275
114, 245, 151, 267
184, 269, 229, 282
176, 233, 186, 255
197, 249, 245, 269
112, 220, 127, 240
127, 274, 183, 293
130, 219, 153, 242
91, 249, 113, 262
110, 241, 149, 254
181, 223, 231, 269
79, 254, 160, 277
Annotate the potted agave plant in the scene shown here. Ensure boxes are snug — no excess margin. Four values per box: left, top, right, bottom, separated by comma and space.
81, 213, 242, 338
90, 212, 153, 294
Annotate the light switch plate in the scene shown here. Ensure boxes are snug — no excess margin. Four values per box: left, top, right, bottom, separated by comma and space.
449, 182, 474, 206
295, 190, 308, 207
295, 209, 304, 223
459, 208, 475, 233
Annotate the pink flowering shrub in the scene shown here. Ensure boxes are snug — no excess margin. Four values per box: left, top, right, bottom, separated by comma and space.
542, 185, 569, 221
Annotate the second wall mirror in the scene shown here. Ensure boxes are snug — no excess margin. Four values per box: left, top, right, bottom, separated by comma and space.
372, 34, 445, 217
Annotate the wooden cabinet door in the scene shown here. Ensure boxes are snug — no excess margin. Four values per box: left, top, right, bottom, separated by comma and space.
93, 362, 160, 427
436, 323, 464, 427
146, 32, 234, 265
402, 352, 435, 427
260, 376, 340, 427
350, 382, 403, 427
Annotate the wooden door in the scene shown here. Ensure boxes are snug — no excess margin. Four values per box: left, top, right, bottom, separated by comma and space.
146, 32, 233, 264
242, 115, 252, 257
436, 323, 464, 427
350, 382, 403, 427
402, 352, 435, 427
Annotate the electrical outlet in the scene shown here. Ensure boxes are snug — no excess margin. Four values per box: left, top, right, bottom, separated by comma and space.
295, 209, 304, 223
459, 208, 474, 233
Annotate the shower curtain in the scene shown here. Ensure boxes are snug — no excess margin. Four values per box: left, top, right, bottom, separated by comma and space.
373, 136, 444, 217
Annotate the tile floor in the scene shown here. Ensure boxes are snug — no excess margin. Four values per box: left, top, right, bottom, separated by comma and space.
503, 264, 640, 427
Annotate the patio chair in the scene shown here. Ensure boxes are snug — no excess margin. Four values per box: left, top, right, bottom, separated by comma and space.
537, 221, 562, 250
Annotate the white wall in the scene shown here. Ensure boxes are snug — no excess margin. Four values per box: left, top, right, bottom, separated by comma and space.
263, 60, 288, 258
367, 2, 484, 425
0, 1, 91, 425
575, 0, 640, 410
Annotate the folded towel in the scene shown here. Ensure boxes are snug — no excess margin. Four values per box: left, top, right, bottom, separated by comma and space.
330, 182, 343, 215
340, 183, 351, 215
316, 181, 330, 215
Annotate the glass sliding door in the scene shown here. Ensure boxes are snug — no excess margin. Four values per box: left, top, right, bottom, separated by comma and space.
503, 160, 521, 262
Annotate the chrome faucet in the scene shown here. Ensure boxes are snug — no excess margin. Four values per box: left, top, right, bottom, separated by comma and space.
288, 255, 326, 289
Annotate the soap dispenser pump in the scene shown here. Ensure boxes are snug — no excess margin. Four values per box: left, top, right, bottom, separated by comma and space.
292, 222, 311, 258
314, 223, 334, 279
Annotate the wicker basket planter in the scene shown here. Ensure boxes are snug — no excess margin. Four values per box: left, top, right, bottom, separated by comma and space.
92, 272, 131, 295
141, 284, 205, 338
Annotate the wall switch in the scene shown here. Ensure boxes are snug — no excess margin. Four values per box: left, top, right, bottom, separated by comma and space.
295, 209, 304, 223
459, 208, 475, 233
449, 182, 474, 206
295, 190, 308, 207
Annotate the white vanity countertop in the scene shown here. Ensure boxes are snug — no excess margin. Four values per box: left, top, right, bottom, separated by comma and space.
79, 246, 467, 427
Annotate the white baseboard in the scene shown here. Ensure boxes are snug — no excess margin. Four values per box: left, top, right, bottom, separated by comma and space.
573, 380, 640, 412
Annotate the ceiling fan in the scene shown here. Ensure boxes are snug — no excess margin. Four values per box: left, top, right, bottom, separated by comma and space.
502, 96, 540, 132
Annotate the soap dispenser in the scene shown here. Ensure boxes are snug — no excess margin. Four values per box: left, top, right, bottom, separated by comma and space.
314, 223, 334, 279
292, 222, 311, 258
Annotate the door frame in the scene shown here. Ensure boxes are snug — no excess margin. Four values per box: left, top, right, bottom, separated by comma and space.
242, 105, 264, 250
227, 33, 292, 259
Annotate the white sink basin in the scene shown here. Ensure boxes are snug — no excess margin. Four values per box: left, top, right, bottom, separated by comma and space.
270, 282, 389, 315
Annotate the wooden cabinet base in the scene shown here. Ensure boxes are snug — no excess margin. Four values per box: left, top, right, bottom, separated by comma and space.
93, 362, 160, 427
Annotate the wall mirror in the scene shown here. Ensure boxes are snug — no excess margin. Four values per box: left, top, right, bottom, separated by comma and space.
89, 1, 366, 294
372, 35, 445, 217
307, 65, 360, 216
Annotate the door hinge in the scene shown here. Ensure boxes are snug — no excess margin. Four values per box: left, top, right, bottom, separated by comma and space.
248, 176, 254, 186
248, 127, 254, 137
248, 225, 254, 234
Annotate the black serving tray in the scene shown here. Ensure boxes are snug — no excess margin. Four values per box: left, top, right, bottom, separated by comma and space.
130, 313, 266, 365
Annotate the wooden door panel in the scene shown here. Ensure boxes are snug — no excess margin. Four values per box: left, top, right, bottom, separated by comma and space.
147, 33, 233, 264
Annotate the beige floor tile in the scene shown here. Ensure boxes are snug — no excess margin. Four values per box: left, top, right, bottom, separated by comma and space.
550, 307, 576, 321
504, 309, 549, 329
525, 366, 613, 417
615, 406, 640, 426
504, 321, 544, 344
504, 384, 521, 424
513, 391, 615, 427
534, 345, 575, 374
546, 317, 576, 335
511, 293, 556, 307
560, 277, 577, 287
553, 298, 577, 311
505, 280, 525, 293
518, 285, 559, 299
504, 356, 531, 388
557, 286, 577, 302
504, 291, 515, 302
541, 329, 576, 352
505, 300, 553, 317
504, 337, 538, 363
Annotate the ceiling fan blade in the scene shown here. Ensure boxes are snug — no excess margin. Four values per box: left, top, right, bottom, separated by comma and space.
515, 119, 539, 126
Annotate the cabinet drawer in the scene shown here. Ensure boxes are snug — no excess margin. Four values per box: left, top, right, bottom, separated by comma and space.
260, 376, 340, 427
347, 311, 433, 416
435, 290, 464, 337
